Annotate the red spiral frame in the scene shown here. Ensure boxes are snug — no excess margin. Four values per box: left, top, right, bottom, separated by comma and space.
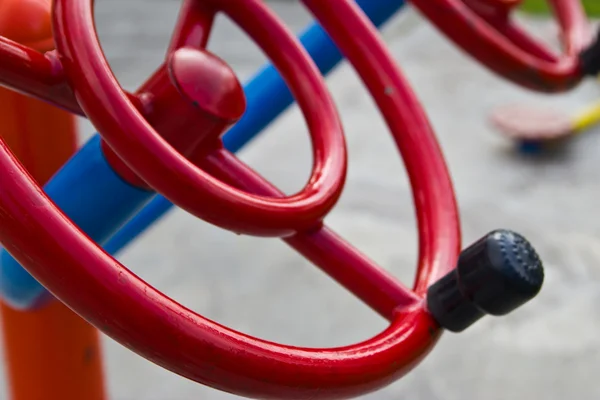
414, 0, 591, 92
0, 0, 591, 398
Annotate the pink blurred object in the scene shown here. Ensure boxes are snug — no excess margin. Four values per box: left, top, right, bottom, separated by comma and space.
489, 104, 574, 141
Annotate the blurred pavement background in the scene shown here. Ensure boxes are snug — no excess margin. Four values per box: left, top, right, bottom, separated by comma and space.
2, 1, 600, 399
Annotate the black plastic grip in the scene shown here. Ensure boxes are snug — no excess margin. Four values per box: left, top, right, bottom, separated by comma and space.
581, 27, 600, 77
426, 229, 544, 332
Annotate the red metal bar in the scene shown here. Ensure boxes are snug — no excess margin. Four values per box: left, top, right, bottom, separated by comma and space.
0, 38, 78, 113
547, 0, 593, 54
0, 0, 563, 398
0, 1, 106, 399
413, 0, 591, 92
0, 0, 589, 118
167, 0, 216, 53
53, 0, 349, 238
198, 149, 420, 318
0, 0, 460, 398
100, 47, 247, 189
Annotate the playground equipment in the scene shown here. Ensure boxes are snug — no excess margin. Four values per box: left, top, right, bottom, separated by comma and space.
0, 0, 596, 399
490, 98, 600, 153
489, 9, 600, 153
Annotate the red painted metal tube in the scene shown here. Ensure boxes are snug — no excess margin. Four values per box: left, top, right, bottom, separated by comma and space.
197, 142, 455, 320
53, 0, 348, 238
299, 0, 461, 298
0, 39, 77, 113
0, 0, 575, 396
0, 88, 107, 400
0, 0, 591, 116
0, 0, 460, 398
413, 0, 591, 92
0, 1, 106, 399
0, 134, 451, 399
0, 0, 574, 397
167, 0, 215, 53
0, 17, 343, 237
100, 47, 247, 189
0, 39, 145, 116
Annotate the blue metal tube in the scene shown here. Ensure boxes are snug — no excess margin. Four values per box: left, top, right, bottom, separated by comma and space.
0, 0, 406, 309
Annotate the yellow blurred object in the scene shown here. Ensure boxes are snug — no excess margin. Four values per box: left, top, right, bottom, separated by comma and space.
571, 100, 600, 133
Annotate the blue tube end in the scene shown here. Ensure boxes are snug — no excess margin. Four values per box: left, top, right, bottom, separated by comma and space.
0, 250, 51, 310
518, 140, 544, 154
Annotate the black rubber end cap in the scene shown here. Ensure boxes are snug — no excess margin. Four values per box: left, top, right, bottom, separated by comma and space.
581, 27, 600, 77
426, 229, 544, 333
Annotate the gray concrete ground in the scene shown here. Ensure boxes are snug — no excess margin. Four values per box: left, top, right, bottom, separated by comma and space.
2, 1, 600, 399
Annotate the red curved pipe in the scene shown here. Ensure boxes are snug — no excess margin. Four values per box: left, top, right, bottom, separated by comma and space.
413, 0, 591, 92
0, 0, 591, 113
0, 146, 437, 399
56, 0, 349, 238
0, 0, 572, 396
0, 0, 591, 115
0, 0, 461, 398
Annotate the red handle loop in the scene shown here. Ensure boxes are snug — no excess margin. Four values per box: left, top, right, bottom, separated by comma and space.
0, 0, 461, 398
54, 0, 347, 237
413, 0, 592, 92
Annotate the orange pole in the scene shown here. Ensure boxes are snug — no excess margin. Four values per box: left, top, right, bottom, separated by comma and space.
0, 1, 107, 399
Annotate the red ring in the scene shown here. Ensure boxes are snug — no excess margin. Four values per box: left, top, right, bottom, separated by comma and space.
53, 0, 347, 238
0, 0, 462, 398
413, 0, 591, 92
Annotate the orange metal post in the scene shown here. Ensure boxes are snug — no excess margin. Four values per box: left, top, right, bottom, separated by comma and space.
0, 1, 107, 399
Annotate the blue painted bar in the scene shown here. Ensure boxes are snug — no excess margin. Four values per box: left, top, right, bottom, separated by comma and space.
104, 0, 407, 255
0, 136, 153, 309
0, 0, 406, 309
